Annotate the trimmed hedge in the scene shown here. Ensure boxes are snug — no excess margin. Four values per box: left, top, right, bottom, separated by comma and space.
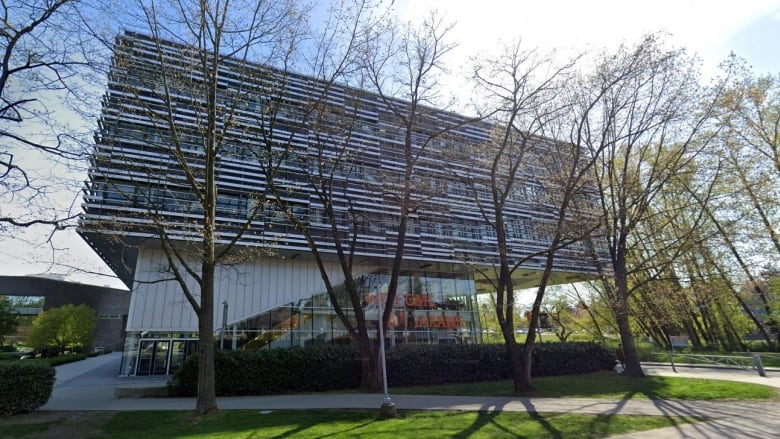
169, 342, 613, 396
43, 353, 88, 367
0, 352, 23, 362
0, 361, 55, 416
169, 345, 361, 396
386, 342, 615, 386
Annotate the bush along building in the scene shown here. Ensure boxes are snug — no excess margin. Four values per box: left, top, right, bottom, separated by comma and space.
79, 32, 601, 376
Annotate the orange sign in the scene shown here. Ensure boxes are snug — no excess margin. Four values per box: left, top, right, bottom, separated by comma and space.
413, 313, 462, 329
365, 293, 437, 309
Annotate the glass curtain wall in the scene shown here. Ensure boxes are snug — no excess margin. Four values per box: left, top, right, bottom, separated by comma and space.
224, 269, 483, 350
119, 269, 482, 375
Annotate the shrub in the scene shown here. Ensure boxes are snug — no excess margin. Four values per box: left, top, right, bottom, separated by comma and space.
169, 345, 361, 396
0, 352, 24, 362
43, 353, 88, 367
169, 342, 613, 396
530, 342, 615, 376
386, 342, 614, 386
0, 362, 55, 416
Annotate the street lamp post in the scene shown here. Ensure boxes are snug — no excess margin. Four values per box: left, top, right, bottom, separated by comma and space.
220, 300, 228, 349
377, 293, 395, 417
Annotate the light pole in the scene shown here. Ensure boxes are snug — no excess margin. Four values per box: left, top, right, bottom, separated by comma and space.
220, 300, 228, 349
377, 292, 395, 417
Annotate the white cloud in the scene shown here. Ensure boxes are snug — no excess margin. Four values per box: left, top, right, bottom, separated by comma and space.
3, 1, 778, 285
393, 0, 780, 75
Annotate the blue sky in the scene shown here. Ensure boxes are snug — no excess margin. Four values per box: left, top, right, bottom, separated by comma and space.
1, 0, 778, 288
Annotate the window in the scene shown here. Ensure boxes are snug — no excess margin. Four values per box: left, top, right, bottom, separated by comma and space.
310, 207, 327, 225
216, 194, 247, 217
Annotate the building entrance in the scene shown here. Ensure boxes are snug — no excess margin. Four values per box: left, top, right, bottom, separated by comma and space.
136, 340, 168, 375
135, 339, 197, 375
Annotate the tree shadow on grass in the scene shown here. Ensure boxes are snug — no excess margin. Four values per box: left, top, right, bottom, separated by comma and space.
451, 400, 564, 439
102, 410, 380, 439
571, 388, 708, 438
516, 400, 564, 439
267, 416, 376, 439
450, 408, 506, 439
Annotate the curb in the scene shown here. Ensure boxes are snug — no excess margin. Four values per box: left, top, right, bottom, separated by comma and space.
115, 386, 169, 399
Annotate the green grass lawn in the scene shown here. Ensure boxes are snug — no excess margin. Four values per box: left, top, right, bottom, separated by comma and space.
2, 371, 776, 438
391, 371, 780, 400
0, 410, 701, 439
649, 352, 780, 368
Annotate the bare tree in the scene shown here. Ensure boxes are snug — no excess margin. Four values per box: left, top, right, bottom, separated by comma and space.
250, 0, 395, 392
357, 11, 474, 387
85, 0, 304, 415
1, 0, 96, 231
458, 41, 605, 392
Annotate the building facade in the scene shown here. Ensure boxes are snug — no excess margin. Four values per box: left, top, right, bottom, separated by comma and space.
0, 276, 130, 351
79, 32, 598, 376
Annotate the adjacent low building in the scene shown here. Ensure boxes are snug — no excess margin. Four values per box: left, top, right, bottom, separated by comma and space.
79, 32, 599, 376
0, 275, 129, 351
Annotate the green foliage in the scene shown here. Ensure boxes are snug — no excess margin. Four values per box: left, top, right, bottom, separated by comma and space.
386, 343, 614, 386
27, 304, 96, 351
169, 345, 361, 396
0, 361, 55, 416
169, 342, 613, 396
41, 353, 88, 367
0, 352, 24, 362
0, 296, 19, 345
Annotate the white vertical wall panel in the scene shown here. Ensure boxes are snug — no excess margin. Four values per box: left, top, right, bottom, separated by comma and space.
127, 249, 373, 332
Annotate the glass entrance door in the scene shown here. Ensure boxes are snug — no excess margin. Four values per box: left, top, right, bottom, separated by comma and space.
169, 340, 197, 375
136, 340, 172, 376
153, 340, 170, 375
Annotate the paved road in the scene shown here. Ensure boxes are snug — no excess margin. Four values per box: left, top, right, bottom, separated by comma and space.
43, 353, 780, 438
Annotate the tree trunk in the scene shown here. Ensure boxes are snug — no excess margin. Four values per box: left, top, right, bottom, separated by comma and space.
517, 326, 536, 392
615, 308, 643, 377
504, 333, 529, 392
357, 332, 380, 391
195, 263, 218, 415
715, 300, 744, 351
614, 259, 645, 378
682, 318, 703, 350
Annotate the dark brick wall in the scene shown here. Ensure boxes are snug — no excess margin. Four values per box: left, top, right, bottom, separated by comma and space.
0, 276, 130, 351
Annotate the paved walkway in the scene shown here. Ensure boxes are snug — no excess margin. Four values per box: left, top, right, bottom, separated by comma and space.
43, 353, 780, 438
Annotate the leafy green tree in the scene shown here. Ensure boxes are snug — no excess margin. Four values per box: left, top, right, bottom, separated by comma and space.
0, 296, 19, 346
578, 35, 726, 377
542, 294, 578, 342
27, 304, 96, 352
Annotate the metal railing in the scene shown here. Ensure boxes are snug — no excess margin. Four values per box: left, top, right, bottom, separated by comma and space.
653, 352, 767, 377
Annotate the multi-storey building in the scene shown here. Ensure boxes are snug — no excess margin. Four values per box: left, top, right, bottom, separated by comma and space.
79, 32, 599, 376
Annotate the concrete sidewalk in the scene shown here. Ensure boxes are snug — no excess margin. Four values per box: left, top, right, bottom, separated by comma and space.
52, 352, 166, 388
641, 362, 780, 388
42, 354, 780, 438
